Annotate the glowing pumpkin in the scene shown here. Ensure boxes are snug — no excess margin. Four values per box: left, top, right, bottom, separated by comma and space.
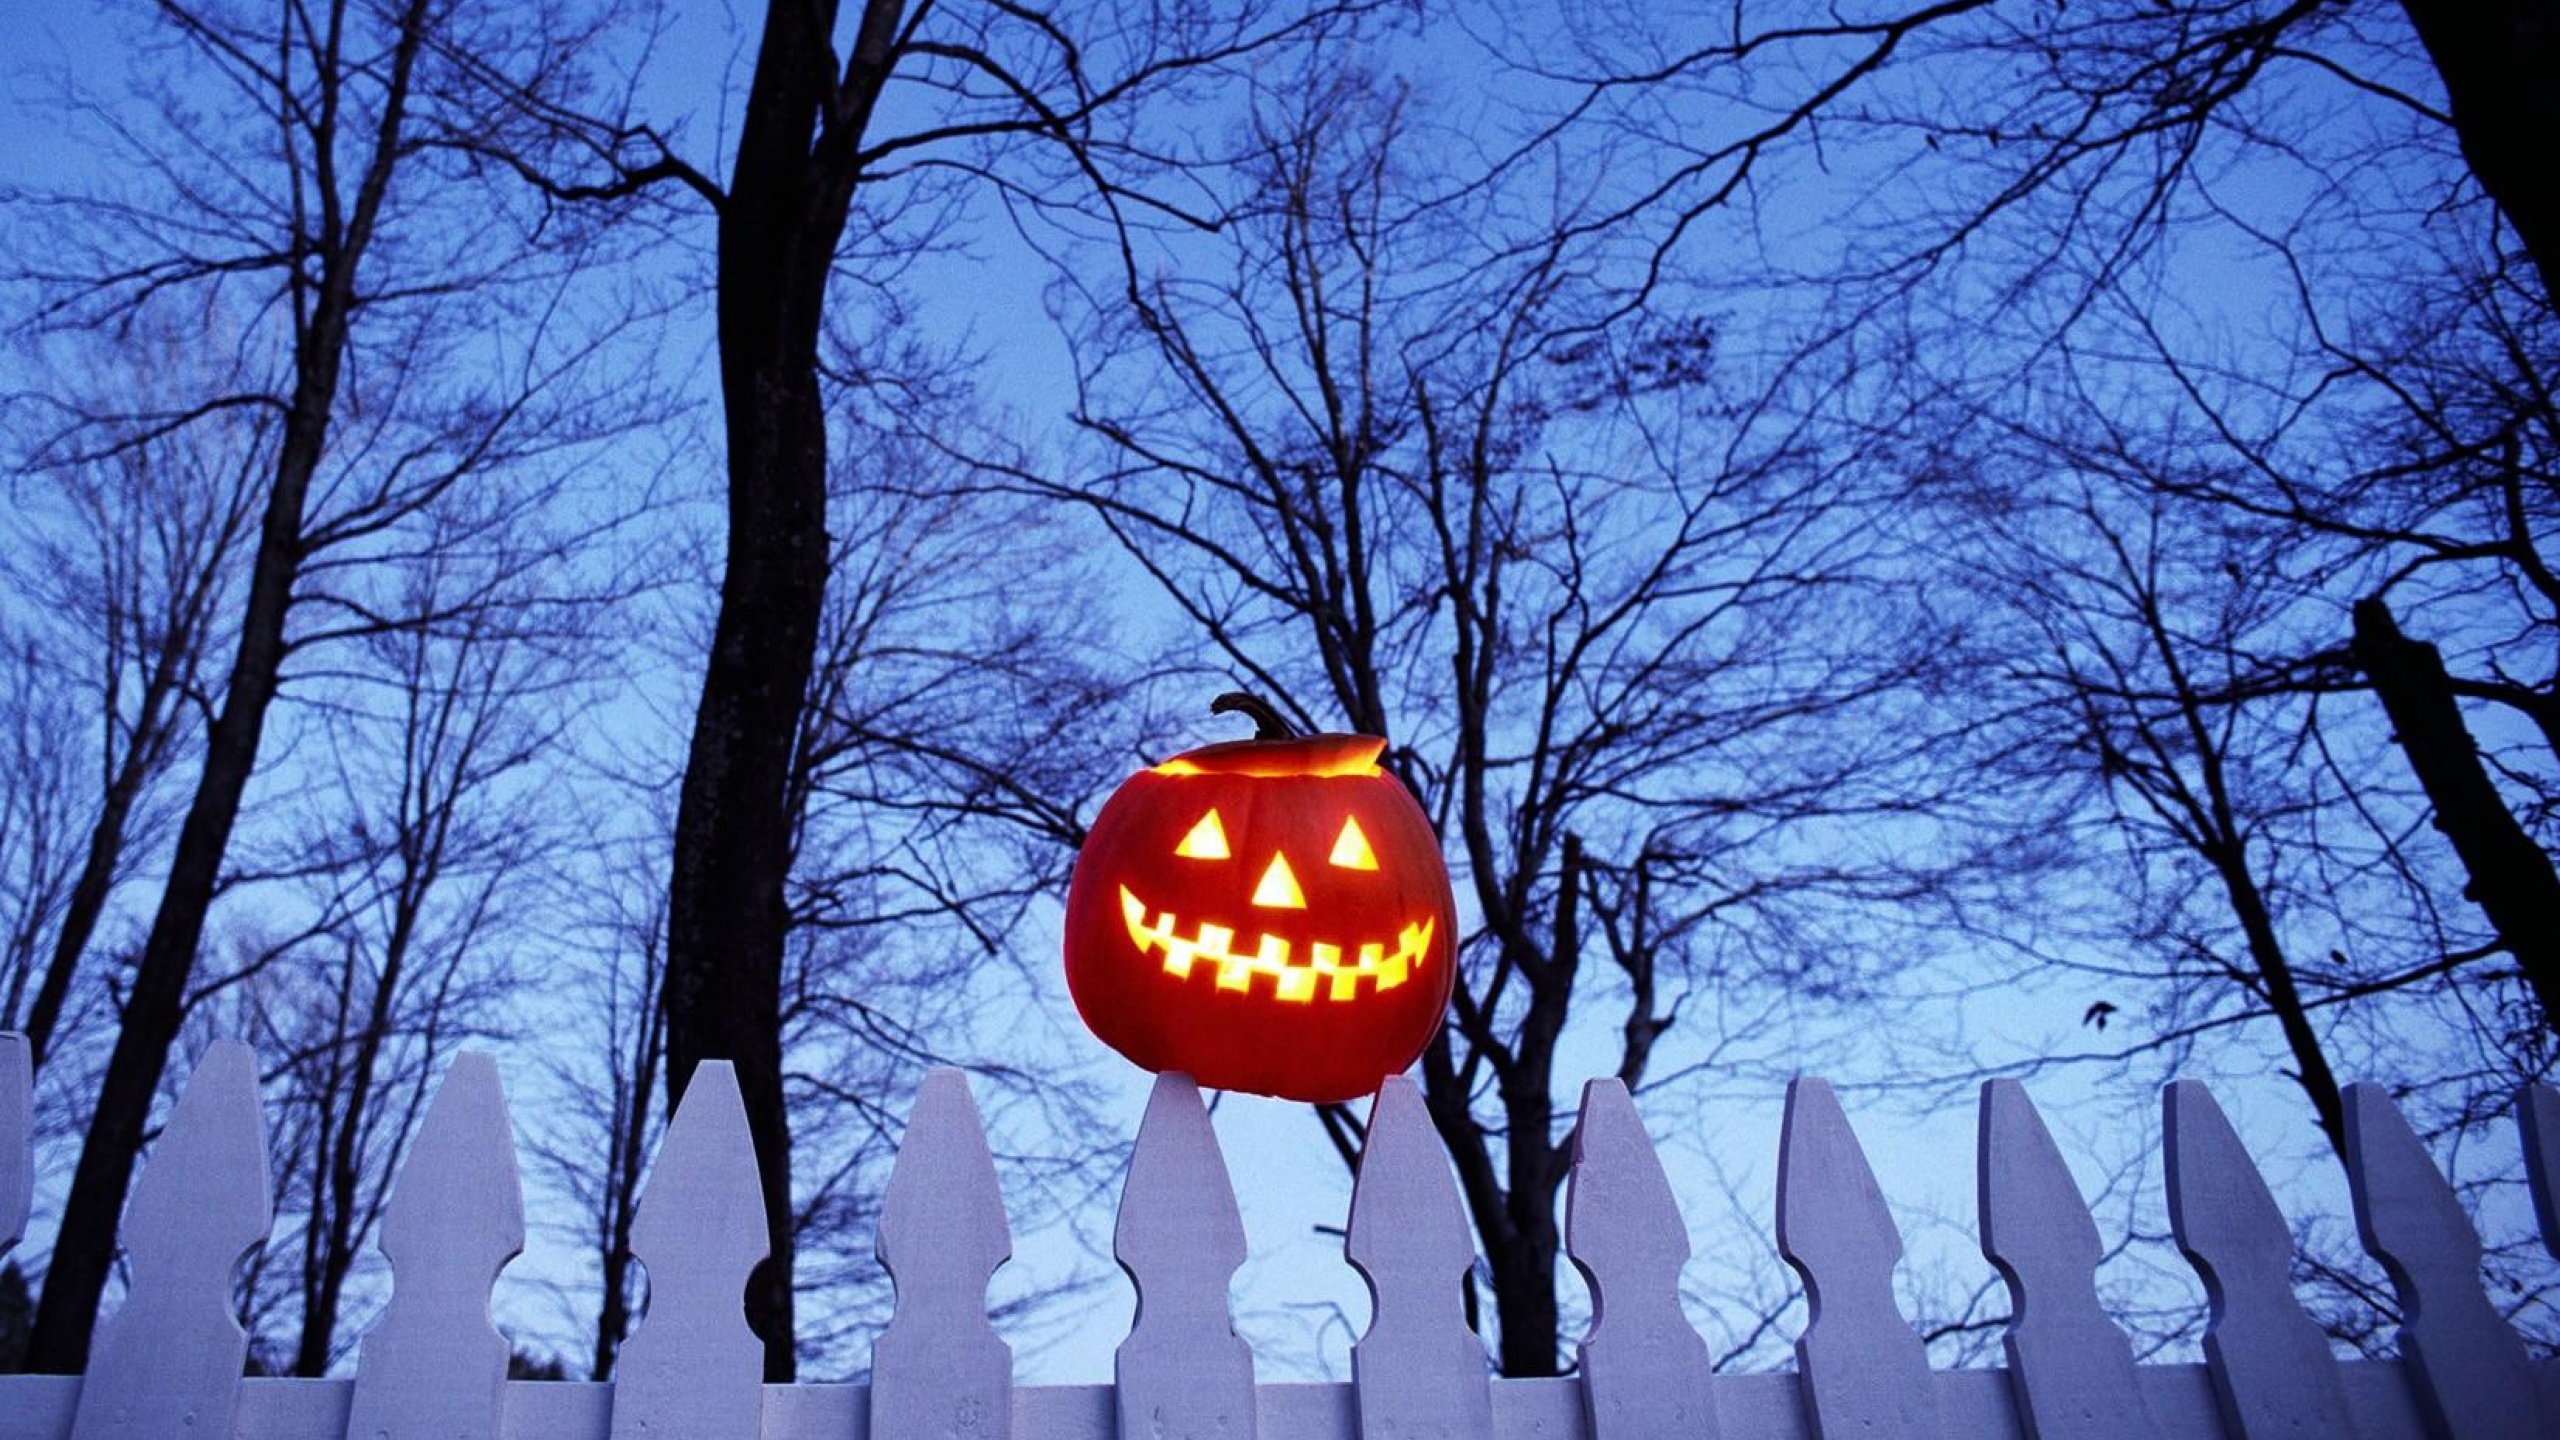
1063, 706, 1457, 1103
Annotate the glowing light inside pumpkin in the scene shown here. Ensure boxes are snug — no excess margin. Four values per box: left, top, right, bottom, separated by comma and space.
1174, 809, 1230, 859
1118, 885, 1432, 1003
1329, 817, 1378, 870
1252, 853, 1307, 908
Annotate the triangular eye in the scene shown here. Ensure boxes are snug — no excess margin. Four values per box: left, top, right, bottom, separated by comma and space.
1174, 809, 1230, 859
1253, 853, 1307, 908
1328, 816, 1379, 870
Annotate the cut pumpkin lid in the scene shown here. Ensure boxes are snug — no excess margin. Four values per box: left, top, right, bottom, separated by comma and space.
1151, 732, 1387, 778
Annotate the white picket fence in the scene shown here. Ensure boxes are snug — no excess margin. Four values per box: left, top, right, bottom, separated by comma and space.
2, 1033, 2557, 1440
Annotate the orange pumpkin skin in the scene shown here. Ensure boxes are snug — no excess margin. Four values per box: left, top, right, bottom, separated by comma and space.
1063, 732, 1458, 1103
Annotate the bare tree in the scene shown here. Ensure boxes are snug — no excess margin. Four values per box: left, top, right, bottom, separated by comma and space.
787, 412, 1124, 959
1870, 1, 2560, 1050
775, 406, 1138, 1371
0, 633, 84, 1040
1015, 61, 1985, 1375
11, 0, 657, 1369
1968, 481, 2374, 1155
1884, 320, 2560, 1351
529, 865, 665, 1382
1569, 0, 2560, 1079
254, 544, 576, 1375
2022, 217, 2560, 1042
0, 318, 265, 1070
518, 0, 1386, 1376
1526, 1, 2547, 320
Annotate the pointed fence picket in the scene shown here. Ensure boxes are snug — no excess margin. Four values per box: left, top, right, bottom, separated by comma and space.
1979, 1079, 2161, 1440
1, 1033, 26, 1266
871, 1067, 1013, 1440
346, 1051, 523, 1440
2161, 1081, 2355, 1439
1776, 1076, 1943, 1440
1347, 1076, 1494, 1440
0, 1033, 2555, 1440
2343, 1084, 2543, 1440
2522, 1085, 2560, 1264
68, 1040, 270, 1440
612, 1059, 768, 1440
1568, 1078, 1719, 1440
1114, 1072, 1254, 1440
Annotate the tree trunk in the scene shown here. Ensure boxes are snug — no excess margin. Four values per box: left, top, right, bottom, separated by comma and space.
1416, 1032, 1523, 1359
23, 746, 151, 1071
661, 328, 815, 1384
1428, 1016, 1570, 1378
1489, 1079, 1565, 1377
2204, 839, 2348, 1157
662, 0, 905, 1384
25, 596, 198, 1070
2351, 595, 2560, 1035
2395, 0, 2560, 295
1415, 837, 1584, 1377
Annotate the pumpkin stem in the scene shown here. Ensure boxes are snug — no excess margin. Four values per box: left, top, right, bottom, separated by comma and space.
1211, 690, 1300, 740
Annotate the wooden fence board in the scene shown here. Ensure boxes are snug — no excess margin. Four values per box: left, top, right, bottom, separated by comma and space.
2161, 1080, 2355, 1439
69, 1039, 269, 1440
0, 1352, 2553, 1440
1, 1032, 27, 1262
1113, 1071, 1254, 1440
240, 1376, 353, 1438
1487, 1374, 1582, 1436
2522, 1083, 2560, 1261
1259, 1379, 1358, 1438
1703, 1372, 1808, 1440
1977, 1080, 2158, 1440
2335, 1361, 2443, 1440
761, 1380, 864, 1439
1347, 1075, 1491, 1440
1018, 1383, 1113, 1438
2, 1042, 2555, 1440
1775, 1077, 1941, 1440
502, 1382, 611, 1440
609, 1059, 767, 1440
1566, 1077, 1718, 1440
872, 1067, 1013, 1440
347, 1052, 524, 1440
2342, 1082, 2543, 1440
0, 1375, 78, 1440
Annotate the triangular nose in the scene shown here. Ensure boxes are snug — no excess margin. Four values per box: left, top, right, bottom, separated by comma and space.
1252, 852, 1306, 908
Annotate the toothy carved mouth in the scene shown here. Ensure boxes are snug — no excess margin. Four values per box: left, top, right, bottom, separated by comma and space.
1119, 886, 1432, 1003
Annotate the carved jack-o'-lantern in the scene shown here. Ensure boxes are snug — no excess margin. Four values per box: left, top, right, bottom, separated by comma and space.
1064, 701, 1457, 1103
